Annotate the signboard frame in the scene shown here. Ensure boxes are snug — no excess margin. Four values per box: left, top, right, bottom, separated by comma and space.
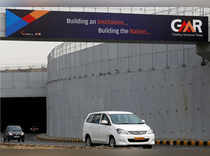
5, 9, 209, 43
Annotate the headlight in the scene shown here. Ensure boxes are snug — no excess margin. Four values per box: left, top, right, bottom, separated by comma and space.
147, 129, 154, 134
8, 132, 13, 135
116, 128, 129, 135
21, 132, 24, 136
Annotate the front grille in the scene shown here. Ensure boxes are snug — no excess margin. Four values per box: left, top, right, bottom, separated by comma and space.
12, 133, 20, 135
128, 138, 149, 142
11, 133, 21, 137
128, 131, 147, 135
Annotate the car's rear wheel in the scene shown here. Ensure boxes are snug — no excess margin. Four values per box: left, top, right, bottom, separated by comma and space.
18, 138, 20, 142
86, 135, 92, 146
22, 138, 24, 142
109, 136, 116, 147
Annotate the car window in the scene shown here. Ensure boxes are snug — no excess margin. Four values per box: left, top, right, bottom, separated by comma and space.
86, 114, 94, 123
7, 126, 22, 131
101, 114, 110, 124
91, 114, 101, 124
110, 114, 144, 124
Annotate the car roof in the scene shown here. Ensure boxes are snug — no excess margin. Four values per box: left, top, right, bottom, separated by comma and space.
88, 111, 134, 115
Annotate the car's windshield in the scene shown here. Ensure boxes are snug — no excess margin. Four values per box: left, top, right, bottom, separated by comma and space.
109, 114, 144, 124
8, 126, 22, 131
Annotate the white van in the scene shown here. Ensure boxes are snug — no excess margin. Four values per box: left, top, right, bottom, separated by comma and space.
82, 111, 155, 148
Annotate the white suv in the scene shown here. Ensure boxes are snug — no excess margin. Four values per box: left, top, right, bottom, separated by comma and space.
82, 111, 155, 148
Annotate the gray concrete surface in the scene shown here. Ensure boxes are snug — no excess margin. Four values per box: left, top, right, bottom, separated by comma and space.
47, 42, 210, 140
0, 71, 47, 97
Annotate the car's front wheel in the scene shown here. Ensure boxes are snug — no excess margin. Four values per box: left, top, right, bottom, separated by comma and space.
85, 135, 92, 146
109, 136, 116, 147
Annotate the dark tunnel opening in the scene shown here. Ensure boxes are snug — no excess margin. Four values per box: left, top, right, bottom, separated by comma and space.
0, 97, 46, 133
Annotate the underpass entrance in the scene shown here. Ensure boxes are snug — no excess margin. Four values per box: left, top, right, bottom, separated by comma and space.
0, 97, 46, 133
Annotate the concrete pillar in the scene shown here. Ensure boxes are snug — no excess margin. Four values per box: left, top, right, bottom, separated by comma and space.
196, 43, 210, 64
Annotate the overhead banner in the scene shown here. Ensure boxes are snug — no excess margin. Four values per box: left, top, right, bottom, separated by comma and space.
6, 9, 209, 42
1, 1, 210, 7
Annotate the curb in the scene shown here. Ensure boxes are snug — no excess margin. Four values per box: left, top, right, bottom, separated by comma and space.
36, 134, 83, 143
37, 134, 210, 146
155, 139, 210, 146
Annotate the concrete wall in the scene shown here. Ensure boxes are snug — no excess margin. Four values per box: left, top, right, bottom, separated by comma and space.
0, 71, 47, 97
47, 43, 210, 140
0, 13, 5, 37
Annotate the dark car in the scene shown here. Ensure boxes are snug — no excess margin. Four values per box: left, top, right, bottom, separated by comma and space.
30, 125, 40, 133
3, 125, 25, 142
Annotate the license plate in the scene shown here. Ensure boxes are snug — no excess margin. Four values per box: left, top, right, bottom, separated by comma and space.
14, 136, 20, 138
134, 137, 145, 140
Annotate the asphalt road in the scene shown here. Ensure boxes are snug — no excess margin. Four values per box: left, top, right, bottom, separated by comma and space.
0, 147, 210, 156
0, 134, 209, 149
1, 133, 210, 156
0, 133, 84, 146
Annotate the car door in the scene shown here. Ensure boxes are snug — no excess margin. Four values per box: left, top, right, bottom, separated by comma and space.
98, 114, 112, 144
90, 113, 102, 143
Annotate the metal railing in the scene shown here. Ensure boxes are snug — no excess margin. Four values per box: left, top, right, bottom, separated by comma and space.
0, 64, 47, 72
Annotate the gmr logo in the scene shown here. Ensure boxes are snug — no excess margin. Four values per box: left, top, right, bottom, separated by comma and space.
171, 19, 203, 33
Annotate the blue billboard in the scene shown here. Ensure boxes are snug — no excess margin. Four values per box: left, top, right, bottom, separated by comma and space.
6, 9, 209, 42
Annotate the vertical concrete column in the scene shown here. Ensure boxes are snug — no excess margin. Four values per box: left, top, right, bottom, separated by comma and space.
196, 43, 210, 62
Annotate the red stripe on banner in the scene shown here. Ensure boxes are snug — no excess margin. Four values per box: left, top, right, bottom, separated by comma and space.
22, 14, 36, 23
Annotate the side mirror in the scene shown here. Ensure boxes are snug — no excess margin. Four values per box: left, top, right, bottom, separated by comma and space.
142, 120, 145, 123
101, 120, 109, 125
